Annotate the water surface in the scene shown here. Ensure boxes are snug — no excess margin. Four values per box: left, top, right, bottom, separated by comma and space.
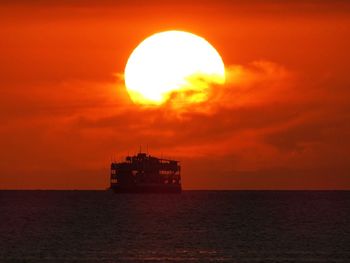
1, 191, 349, 262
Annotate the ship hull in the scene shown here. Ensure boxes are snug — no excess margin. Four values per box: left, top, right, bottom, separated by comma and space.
111, 184, 181, 194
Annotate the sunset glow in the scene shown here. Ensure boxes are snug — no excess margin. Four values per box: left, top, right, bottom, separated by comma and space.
2, 0, 350, 259
124, 31, 225, 105
1, 1, 350, 190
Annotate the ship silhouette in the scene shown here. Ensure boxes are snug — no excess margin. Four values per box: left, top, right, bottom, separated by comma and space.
110, 152, 181, 193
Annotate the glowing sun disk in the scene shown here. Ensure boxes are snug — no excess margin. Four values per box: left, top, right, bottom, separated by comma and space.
124, 30, 225, 105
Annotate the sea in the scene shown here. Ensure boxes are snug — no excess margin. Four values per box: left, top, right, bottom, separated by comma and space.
0, 191, 349, 262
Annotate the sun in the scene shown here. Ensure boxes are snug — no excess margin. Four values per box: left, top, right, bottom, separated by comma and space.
124, 30, 225, 105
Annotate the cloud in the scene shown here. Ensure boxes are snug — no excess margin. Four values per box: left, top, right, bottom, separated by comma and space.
1, 58, 350, 189
120, 60, 293, 114
64, 59, 350, 188
68, 60, 297, 153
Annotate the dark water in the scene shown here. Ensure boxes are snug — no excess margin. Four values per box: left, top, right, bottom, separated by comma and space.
0, 191, 349, 262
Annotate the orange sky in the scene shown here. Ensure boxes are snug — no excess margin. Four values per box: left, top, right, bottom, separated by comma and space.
1, 0, 350, 189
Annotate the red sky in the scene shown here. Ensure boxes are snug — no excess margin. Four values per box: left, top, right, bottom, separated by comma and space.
1, 0, 350, 189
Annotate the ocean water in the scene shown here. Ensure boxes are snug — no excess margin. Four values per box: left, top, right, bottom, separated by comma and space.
0, 191, 349, 262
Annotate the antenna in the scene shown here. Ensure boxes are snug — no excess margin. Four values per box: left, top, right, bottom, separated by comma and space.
139, 145, 142, 153
147, 144, 149, 154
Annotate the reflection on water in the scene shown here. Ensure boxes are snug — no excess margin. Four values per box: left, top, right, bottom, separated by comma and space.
0, 191, 349, 262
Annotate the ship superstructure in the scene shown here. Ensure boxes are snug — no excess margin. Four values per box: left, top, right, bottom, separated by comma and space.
110, 153, 181, 193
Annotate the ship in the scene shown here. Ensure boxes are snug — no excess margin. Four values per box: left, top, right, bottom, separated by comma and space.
110, 152, 181, 193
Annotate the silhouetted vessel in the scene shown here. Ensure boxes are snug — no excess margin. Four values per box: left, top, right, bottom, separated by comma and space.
110, 153, 181, 193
